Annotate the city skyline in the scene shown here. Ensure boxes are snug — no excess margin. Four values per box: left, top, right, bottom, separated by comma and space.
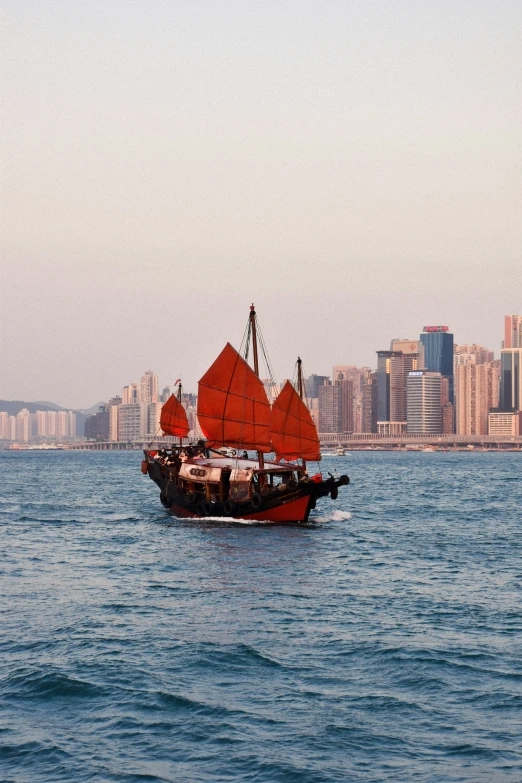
1, 309, 518, 410
2, 313, 520, 442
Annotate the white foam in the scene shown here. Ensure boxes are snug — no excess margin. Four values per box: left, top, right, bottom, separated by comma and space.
175, 515, 273, 525
311, 510, 352, 523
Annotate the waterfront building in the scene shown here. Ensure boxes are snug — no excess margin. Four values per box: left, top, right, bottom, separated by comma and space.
333, 366, 372, 433
504, 315, 522, 349
33, 409, 76, 439
361, 371, 378, 433
376, 350, 419, 432
145, 402, 161, 437
377, 421, 407, 435
107, 396, 122, 442
439, 375, 455, 433
420, 326, 454, 402
15, 409, 31, 443
488, 410, 521, 435
318, 382, 341, 432
117, 403, 143, 441
140, 371, 158, 404
85, 406, 111, 440
455, 362, 500, 435
0, 412, 12, 440
442, 403, 454, 434
406, 372, 442, 434
338, 377, 354, 433
499, 348, 522, 412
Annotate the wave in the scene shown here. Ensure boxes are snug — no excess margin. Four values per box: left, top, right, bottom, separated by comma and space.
310, 509, 352, 523
3, 669, 107, 700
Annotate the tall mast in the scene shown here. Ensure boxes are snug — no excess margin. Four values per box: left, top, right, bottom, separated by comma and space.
249, 304, 264, 471
297, 357, 306, 471
177, 381, 183, 448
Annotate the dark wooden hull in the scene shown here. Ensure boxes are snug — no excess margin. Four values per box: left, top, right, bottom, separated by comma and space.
145, 459, 348, 524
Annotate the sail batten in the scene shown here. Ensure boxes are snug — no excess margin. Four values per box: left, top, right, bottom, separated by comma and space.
197, 342, 271, 452
270, 381, 321, 462
160, 395, 190, 438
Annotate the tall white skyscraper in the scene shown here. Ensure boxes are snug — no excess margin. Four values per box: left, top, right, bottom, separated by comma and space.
406, 372, 442, 434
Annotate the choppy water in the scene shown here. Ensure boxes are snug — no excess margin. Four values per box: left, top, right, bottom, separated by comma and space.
1, 450, 521, 783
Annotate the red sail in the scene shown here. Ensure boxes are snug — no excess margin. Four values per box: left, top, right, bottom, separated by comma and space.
271, 381, 321, 461
197, 343, 272, 452
160, 395, 190, 438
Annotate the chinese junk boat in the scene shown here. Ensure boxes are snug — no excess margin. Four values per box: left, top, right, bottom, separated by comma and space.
142, 306, 349, 523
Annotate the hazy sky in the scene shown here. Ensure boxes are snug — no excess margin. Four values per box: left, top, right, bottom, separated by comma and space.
1, 0, 521, 408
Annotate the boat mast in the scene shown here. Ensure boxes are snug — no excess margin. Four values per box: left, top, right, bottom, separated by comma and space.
177, 381, 183, 448
249, 304, 264, 472
297, 356, 307, 472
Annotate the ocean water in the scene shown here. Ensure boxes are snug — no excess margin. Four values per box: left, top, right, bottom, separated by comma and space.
0, 450, 521, 783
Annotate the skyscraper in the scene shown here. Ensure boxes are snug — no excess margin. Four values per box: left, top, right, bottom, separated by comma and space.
499, 349, 522, 412
406, 372, 442, 434
390, 339, 425, 368
140, 371, 158, 404
455, 362, 500, 435
305, 374, 330, 399
504, 315, 522, 349
376, 350, 419, 432
337, 376, 354, 433
361, 371, 378, 433
122, 383, 140, 404
318, 383, 342, 432
420, 326, 454, 403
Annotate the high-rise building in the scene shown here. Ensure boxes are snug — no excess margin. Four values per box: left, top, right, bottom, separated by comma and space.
361, 371, 378, 433
504, 315, 522, 349
390, 339, 425, 369
15, 409, 31, 443
376, 350, 419, 431
318, 382, 342, 432
159, 386, 171, 404
118, 403, 143, 441
454, 344, 494, 366
420, 326, 454, 402
499, 349, 522, 412
333, 366, 372, 432
140, 371, 158, 404
337, 377, 354, 433
107, 396, 122, 441
455, 362, 500, 435
0, 412, 11, 440
146, 402, 161, 437
122, 383, 140, 404
406, 372, 442, 434
305, 374, 330, 399
440, 376, 454, 434
85, 406, 111, 440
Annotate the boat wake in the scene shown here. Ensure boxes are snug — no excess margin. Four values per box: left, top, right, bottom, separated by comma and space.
173, 515, 274, 526
311, 510, 352, 523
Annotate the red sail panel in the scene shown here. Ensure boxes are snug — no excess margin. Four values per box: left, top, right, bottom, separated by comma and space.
197, 342, 272, 452
270, 381, 321, 461
160, 395, 190, 438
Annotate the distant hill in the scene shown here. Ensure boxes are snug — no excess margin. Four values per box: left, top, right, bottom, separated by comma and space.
0, 400, 70, 416
76, 402, 108, 416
